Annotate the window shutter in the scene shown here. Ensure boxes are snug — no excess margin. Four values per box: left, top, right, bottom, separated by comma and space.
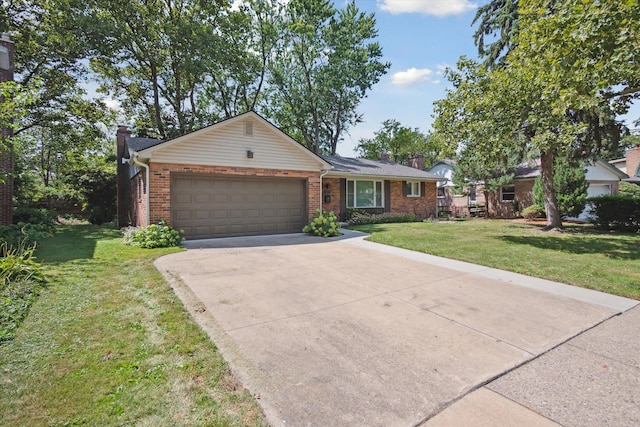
384, 181, 391, 212
421, 182, 426, 198
403, 181, 408, 197
339, 178, 347, 220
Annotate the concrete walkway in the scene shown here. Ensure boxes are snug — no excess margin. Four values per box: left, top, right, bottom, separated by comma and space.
155, 230, 639, 426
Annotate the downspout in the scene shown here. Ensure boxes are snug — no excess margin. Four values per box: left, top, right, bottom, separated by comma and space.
319, 169, 329, 214
131, 153, 150, 226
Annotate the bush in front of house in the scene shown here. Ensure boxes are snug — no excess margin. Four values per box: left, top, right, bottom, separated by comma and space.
587, 195, 640, 232
303, 209, 340, 237
522, 204, 545, 220
347, 212, 416, 226
123, 220, 184, 248
0, 207, 57, 249
0, 242, 47, 342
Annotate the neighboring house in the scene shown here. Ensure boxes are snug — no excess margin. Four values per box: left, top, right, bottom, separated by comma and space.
116, 111, 440, 240
610, 145, 640, 184
426, 157, 626, 220
426, 159, 486, 217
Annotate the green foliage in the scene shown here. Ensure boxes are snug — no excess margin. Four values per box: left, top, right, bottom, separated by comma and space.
69, 164, 117, 225
0, 241, 47, 342
532, 158, 588, 218
267, 0, 390, 154
123, 221, 184, 249
356, 119, 447, 167
345, 207, 383, 221
0, 208, 56, 248
588, 195, 640, 232
620, 182, 640, 198
303, 209, 340, 237
347, 212, 416, 226
522, 204, 545, 220
472, 0, 519, 69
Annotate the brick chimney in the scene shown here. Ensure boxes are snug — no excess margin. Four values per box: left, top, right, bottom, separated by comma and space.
409, 153, 425, 170
116, 126, 132, 228
0, 33, 14, 226
626, 145, 640, 177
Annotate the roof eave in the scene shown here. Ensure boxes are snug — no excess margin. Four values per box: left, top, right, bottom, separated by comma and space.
325, 171, 441, 181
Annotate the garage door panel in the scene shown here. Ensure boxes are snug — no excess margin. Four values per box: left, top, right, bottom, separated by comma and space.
172, 174, 307, 239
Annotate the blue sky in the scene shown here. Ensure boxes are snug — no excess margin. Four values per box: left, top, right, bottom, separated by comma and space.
337, 0, 640, 156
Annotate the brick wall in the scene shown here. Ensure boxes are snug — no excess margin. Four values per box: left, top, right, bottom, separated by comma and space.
143, 163, 321, 227
626, 145, 640, 177
487, 179, 534, 218
389, 181, 437, 219
321, 178, 437, 220
322, 177, 342, 217
0, 34, 14, 226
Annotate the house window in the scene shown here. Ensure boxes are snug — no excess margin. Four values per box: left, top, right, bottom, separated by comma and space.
406, 181, 420, 197
501, 185, 515, 202
347, 180, 384, 208
469, 186, 477, 206
437, 187, 445, 199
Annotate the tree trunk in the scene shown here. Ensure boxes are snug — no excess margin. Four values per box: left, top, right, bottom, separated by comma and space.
540, 149, 562, 230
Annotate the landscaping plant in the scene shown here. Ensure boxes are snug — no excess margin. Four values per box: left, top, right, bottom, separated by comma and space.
303, 209, 340, 237
123, 220, 184, 248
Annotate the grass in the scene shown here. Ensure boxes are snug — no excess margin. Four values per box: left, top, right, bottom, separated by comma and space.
352, 219, 640, 300
0, 224, 267, 426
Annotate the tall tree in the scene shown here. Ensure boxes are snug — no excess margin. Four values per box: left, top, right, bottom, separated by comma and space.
436, 1, 637, 229
87, 0, 232, 139
472, 0, 519, 68
267, 0, 389, 154
356, 119, 446, 167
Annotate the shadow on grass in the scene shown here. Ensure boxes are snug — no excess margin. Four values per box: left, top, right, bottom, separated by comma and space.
498, 234, 640, 260
37, 224, 121, 264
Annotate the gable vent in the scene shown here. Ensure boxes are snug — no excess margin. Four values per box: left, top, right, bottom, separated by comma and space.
244, 122, 253, 136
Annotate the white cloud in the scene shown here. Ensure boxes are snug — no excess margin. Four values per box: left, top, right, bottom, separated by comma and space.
378, 0, 477, 17
391, 67, 433, 85
432, 79, 441, 84
104, 97, 121, 111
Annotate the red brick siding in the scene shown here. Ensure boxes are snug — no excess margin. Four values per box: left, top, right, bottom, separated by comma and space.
321, 178, 437, 220
142, 163, 321, 227
487, 179, 534, 218
626, 145, 640, 177
322, 177, 342, 217
389, 181, 437, 219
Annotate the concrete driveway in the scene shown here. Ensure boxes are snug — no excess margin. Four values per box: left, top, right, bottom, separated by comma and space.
155, 230, 638, 426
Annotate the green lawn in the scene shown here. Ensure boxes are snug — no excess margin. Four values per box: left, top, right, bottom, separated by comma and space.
0, 225, 267, 426
352, 219, 640, 300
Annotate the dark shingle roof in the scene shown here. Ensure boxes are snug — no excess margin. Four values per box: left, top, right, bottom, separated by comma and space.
322, 155, 441, 180
127, 136, 163, 152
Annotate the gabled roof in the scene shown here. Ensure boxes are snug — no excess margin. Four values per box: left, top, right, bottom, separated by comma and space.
322, 155, 441, 181
125, 110, 331, 171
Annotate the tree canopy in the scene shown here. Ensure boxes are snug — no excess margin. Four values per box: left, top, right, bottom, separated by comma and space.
356, 119, 447, 167
434, 0, 638, 229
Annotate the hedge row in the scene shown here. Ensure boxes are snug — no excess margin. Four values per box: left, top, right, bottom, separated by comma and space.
588, 195, 640, 232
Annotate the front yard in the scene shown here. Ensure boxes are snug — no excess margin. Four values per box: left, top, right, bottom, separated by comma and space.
0, 225, 267, 426
352, 219, 640, 300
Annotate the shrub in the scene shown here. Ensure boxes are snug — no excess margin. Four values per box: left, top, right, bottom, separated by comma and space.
303, 209, 341, 237
522, 204, 545, 220
619, 181, 640, 198
123, 220, 184, 248
0, 207, 57, 249
588, 195, 640, 232
344, 208, 383, 221
0, 242, 47, 342
347, 212, 416, 226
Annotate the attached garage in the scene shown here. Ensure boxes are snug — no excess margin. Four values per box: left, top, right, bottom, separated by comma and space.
117, 111, 331, 239
172, 174, 306, 239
